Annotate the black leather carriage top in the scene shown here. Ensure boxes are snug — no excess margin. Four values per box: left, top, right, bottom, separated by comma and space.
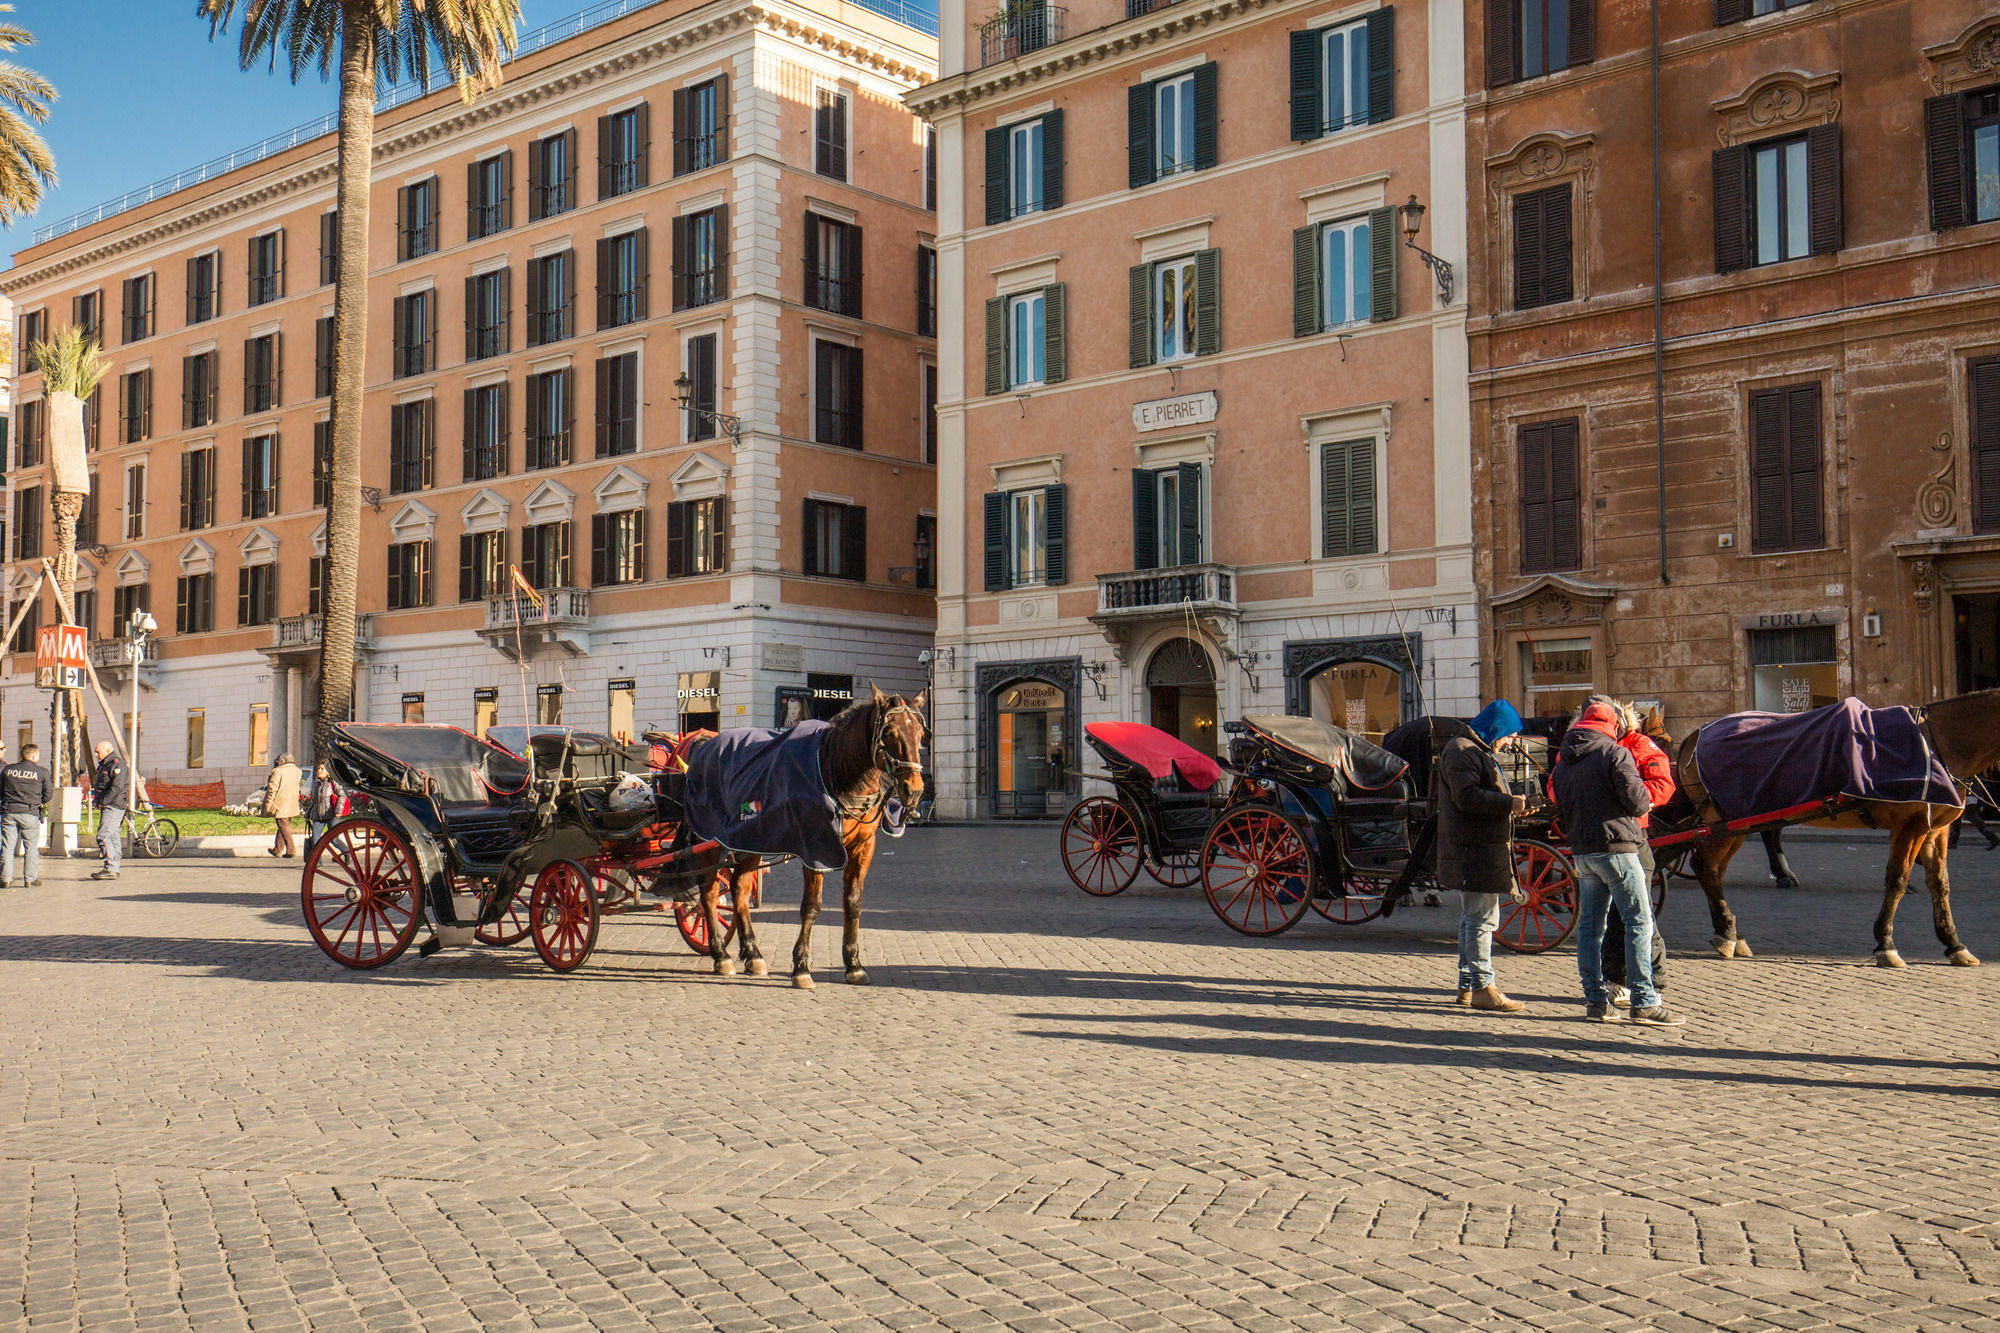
1239, 715, 1410, 795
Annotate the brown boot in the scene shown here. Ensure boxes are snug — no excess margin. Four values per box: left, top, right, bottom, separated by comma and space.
1468, 985, 1527, 1013
1454, 989, 1472, 1006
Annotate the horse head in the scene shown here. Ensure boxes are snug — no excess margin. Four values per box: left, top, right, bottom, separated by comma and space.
867, 683, 929, 806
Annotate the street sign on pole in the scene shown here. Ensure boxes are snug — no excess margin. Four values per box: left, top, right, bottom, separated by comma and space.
35, 624, 86, 691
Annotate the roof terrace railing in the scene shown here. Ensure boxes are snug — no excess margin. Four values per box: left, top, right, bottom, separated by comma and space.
30, 0, 936, 247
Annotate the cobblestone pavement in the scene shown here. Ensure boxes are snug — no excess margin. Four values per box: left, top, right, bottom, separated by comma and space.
3, 826, 2000, 1331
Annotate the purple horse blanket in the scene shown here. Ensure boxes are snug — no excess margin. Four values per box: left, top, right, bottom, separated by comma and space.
685, 721, 847, 871
1694, 698, 1961, 821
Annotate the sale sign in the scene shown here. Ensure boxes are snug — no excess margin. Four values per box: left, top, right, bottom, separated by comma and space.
35, 623, 86, 690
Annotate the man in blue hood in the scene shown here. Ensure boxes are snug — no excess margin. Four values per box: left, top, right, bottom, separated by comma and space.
1438, 701, 1530, 1012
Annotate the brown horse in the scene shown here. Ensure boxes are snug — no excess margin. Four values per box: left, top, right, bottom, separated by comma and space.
696, 685, 928, 987
1663, 690, 2000, 967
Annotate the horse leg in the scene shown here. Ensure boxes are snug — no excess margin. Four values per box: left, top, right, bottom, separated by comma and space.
1873, 823, 1925, 968
842, 836, 878, 985
792, 867, 824, 989
1761, 828, 1800, 888
703, 869, 735, 977
734, 862, 767, 976
1698, 836, 1746, 958
1921, 821, 1979, 966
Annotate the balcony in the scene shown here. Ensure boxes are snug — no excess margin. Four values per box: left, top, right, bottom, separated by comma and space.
90, 635, 161, 692
262, 613, 375, 662
479, 586, 590, 660
980, 3, 1064, 66
1125, 0, 1178, 16
1094, 564, 1235, 619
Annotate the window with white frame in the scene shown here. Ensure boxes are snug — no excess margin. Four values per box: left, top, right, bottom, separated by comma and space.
1155, 73, 1197, 177
1157, 468, 1191, 566
1321, 216, 1373, 328
1320, 20, 1370, 133
1154, 255, 1198, 362
1008, 291, 1045, 388
1011, 488, 1046, 586
1751, 134, 1810, 266
1009, 119, 1044, 218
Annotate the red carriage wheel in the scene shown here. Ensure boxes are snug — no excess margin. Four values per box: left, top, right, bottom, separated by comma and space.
1201, 805, 1315, 937
1145, 848, 1203, 888
301, 819, 423, 969
1497, 838, 1580, 955
1311, 868, 1389, 924
674, 871, 741, 954
1060, 798, 1143, 896
529, 860, 600, 973
475, 890, 531, 946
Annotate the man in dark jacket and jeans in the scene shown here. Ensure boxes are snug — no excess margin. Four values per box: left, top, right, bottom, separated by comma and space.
1439, 701, 1530, 1013
1551, 700, 1684, 1026
89, 740, 130, 880
0, 742, 52, 888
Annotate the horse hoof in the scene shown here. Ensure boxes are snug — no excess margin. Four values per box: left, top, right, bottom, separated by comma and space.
845, 969, 871, 986
746, 959, 768, 976
1874, 949, 1906, 969
1733, 939, 1754, 958
1950, 949, 1981, 967
715, 959, 737, 977
792, 972, 815, 990
1711, 936, 1736, 959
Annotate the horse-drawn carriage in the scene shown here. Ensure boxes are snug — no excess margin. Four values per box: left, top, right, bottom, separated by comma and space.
1059, 722, 1229, 895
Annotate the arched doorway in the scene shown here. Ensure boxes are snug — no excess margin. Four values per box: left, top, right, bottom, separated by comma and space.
1306, 659, 1403, 740
1147, 638, 1219, 755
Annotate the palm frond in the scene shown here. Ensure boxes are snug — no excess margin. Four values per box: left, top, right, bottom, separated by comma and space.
202, 0, 520, 99
31, 327, 107, 399
0, 61, 57, 123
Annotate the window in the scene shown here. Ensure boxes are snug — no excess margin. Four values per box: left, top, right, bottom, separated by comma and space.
981, 485, 1065, 591
16, 399, 40, 467
124, 463, 146, 541
20, 307, 46, 371
319, 210, 339, 285
673, 206, 727, 309
803, 498, 865, 580
663, 498, 726, 577
1748, 382, 1823, 553
400, 696, 424, 727
1154, 255, 1198, 363
185, 254, 219, 324
241, 434, 279, 520
392, 290, 435, 378
1926, 86, 2000, 231
1295, 11, 1396, 133
813, 341, 862, 449
187, 710, 205, 769
609, 680, 637, 743
72, 589, 97, 638
113, 582, 149, 632
526, 250, 574, 345
1127, 64, 1215, 189
683, 334, 719, 442
386, 541, 434, 609
463, 383, 509, 481
308, 556, 325, 614
180, 449, 216, 530
674, 76, 728, 175
121, 274, 154, 343
1319, 439, 1378, 558
1511, 183, 1573, 309
397, 177, 439, 261
591, 509, 647, 586
1518, 418, 1581, 574
9, 596, 36, 653
1130, 464, 1200, 569
314, 316, 335, 396
118, 370, 152, 444
79, 484, 99, 547
983, 111, 1063, 225
312, 420, 332, 507
1011, 118, 1044, 217
595, 352, 640, 457
182, 351, 219, 428
1486, 0, 1591, 86
917, 245, 937, 337
815, 88, 849, 180
1714, 0, 1808, 20
248, 231, 283, 306
12, 486, 41, 559
468, 152, 512, 239
538, 684, 563, 726
466, 269, 510, 361
1750, 625, 1837, 714
599, 105, 649, 199
1323, 216, 1375, 328
520, 521, 572, 589
1132, 251, 1217, 366
1974, 357, 2000, 533
1156, 73, 1199, 179
243, 333, 280, 413
1714, 127, 1840, 273
525, 368, 574, 469
175, 573, 214, 634
83, 386, 101, 452
71, 289, 102, 343
596, 228, 649, 329
916, 514, 937, 589
1008, 291, 1046, 388
805, 214, 862, 316
458, 529, 508, 601
529, 130, 576, 220
238, 563, 277, 627
922, 364, 938, 465
389, 400, 435, 494
924, 125, 938, 210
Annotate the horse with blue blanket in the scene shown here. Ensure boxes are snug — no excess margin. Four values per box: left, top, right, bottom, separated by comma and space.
684, 685, 927, 987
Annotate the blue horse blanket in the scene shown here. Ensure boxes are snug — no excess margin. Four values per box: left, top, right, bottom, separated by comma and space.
685, 721, 847, 871
1694, 698, 1960, 821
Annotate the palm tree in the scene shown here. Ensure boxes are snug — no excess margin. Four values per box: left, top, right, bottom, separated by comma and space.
28, 326, 105, 788
200, 0, 522, 757
0, 3, 56, 226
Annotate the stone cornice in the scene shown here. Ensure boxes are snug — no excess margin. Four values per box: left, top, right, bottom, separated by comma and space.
4, 0, 934, 295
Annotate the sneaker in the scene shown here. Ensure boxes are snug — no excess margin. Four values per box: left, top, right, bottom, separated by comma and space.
1629, 1005, 1686, 1027
91, 870, 119, 880
1585, 1002, 1621, 1022
1609, 985, 1632, 1008
28, 879, 41, 887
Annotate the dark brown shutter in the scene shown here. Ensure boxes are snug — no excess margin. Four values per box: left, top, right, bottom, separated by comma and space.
1486, 0, 1516, 87
672, 86, 690, 176
205, 354, 218, 424
1513, 189, 1544, 310
1714, 0, 1749, 25
842, 504, 866, 582
1549, 418, 1580, 570
241, 437, 253, 518
1127, 82, 1154, 189
706, 498, 725, 572
1712, 145, 1749, 274
841, 222, 863, 319
671, 215, 689, 310
395, 185, 411, 261
984, 125, 1008, 225
528, 139, 545, 220
1041, 109, 1064, 209
594, 357, 611, 457
633, 102, 650, 188
465, 275, 479, 360
1519, 421, 1550, 573
590, 513, 608, 586
714, 74, 730, 160
804, 213, 820, 308
273, 332, 283, 406
1290, 28, 1324, 140
1805, 123, 1842, 256
1567, 0, 1594, 67
666, 501, 689, 578
1926, 94, 1968, 232
243, 337, 255, 415
460, 533, 476, 601
1973, 358, 2000, 533
140, 370, 152, 437
178, 452, 192, 531
801, 499, 820, 577
185, 257, 199, 323
597, 114, 614, 199
633, 227, 649, 320
1749, 388, 1786, 551
1132, 467, 1158, 570
463, 387, 478, 480
1543, 183, 1573, 303
467, 159, 480, 238
595, 235, 614, 329
1786, 383, 1823, 549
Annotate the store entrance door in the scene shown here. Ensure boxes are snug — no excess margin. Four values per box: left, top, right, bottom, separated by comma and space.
1957, 593, 2000, 694
1146, 638, 1219, 756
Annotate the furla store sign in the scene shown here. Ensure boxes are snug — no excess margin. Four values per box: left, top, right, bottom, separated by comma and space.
1132, 391, 1218, 433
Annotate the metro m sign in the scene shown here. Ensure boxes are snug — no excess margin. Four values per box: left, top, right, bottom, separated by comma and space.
35, 624, 87, 691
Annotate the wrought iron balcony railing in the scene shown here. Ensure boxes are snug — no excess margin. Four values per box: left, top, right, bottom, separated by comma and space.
981, 4, 1065, 66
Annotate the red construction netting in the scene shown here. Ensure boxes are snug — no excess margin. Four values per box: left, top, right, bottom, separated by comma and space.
144, 779, 228, 810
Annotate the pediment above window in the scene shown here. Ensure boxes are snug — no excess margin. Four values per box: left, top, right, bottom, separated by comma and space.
388, 500, 437, 545
1926, 15, 2000, 96
74, 558, 97, 592
115, 550, 150, 587
460, 487, 511, 533
1485, 131, 1596, 198
669, 451, 730, 501
1711, 72, 1840, 148
239, 526, 279, 567
178, 539, 216, 577
594, 464, 649, 513
523, 479, 575, 526
311, 520, 327, 559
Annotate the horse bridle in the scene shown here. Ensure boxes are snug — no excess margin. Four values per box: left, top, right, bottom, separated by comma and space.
833, 701, 928, 822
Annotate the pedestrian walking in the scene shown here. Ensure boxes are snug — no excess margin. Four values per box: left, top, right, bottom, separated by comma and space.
1600, 703, 1675, 1006
1, 742, 53, 888
264, 753, 303, 859
304, 761, 346, 854
88, 740, 131, 881
1550, 700, 1684, 1026
1440, 700, 1531, 1013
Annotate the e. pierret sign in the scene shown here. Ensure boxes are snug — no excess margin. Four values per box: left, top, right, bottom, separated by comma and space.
1131, 391, 1218, 433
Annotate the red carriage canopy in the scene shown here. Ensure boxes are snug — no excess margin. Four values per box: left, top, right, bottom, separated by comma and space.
1083, 722, 1223, 792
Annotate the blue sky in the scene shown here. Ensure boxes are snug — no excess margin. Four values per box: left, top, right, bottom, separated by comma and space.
4, 0, 606, 261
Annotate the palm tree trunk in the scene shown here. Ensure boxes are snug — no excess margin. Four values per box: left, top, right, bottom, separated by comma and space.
51, 492, 83, 796
314, 4, 376, 759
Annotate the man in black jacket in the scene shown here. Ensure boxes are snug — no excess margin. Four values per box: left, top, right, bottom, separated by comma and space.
1, 742, 53, 888
1551, 701, 1683, 1026
1439, 705, 1530, 1013
89, 741, 130, 880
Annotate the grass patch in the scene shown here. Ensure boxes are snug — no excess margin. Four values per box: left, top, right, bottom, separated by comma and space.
128, 809, 276, 837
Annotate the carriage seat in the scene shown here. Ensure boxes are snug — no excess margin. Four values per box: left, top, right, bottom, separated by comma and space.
435, 800, 525, 868
576, 784, 663, 836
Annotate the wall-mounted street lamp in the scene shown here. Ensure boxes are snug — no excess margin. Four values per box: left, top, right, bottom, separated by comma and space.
673, 372, 744, 444
125, 608, 157, 768
1397, 194, 1455, 306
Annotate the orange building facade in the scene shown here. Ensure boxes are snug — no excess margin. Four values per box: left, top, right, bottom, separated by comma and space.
0, 0, 939, 789
912, 0, 1478, 818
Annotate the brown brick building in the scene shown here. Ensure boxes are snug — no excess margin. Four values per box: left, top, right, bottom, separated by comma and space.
1467, 0, 2000, 730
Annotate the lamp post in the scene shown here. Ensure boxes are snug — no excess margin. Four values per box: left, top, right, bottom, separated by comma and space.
673, 372, 743, 444
1396, 193, 1455, 306
126, 609, 156, 775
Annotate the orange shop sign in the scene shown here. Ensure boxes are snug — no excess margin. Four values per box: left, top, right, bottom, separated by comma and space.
35, 624, 87, 690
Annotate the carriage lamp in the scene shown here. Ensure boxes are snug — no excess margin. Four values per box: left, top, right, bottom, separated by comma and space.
673, 371, 744, 444
1397, 193, 1455, 306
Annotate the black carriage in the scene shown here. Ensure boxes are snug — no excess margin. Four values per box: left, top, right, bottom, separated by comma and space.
1059, 722, 1232, 894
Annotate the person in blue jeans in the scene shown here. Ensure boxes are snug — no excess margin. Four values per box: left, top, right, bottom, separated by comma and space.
0, 742, 53, 888
1438, 702, 1530, 1013
1550, 700, 1685, 1026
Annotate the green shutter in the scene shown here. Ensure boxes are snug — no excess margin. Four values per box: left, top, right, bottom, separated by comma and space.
985, 297, 1007, 395
1131, 467, 1157, 570
1348, 441, 1377, 555
1128, 264, 1151, 368
1368, 205, 1398, 323
1194, 249, 1220, 356
1294, 225, 1321, 338
1042, 283, 1066, 384
983, 491, 1009, 591
1321, 441, 1348, 557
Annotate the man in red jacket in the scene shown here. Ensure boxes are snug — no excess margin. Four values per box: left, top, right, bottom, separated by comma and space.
1602, 704, 1676, 1003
